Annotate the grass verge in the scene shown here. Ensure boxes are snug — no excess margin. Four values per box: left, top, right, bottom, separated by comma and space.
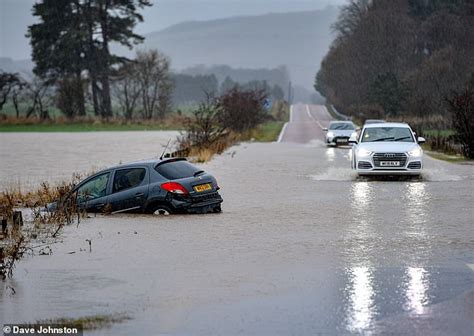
425, 150, 472, 163
243, 121, 286, 142
38, 314, 131, 330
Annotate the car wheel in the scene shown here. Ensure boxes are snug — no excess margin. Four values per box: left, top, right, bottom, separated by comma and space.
150, 204, 173, 216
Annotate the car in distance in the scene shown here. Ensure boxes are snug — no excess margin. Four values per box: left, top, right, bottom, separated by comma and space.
364, 119, 386, 125
350, 123, 425, 176
323, 121, 358, 146
53, 158, 223, 215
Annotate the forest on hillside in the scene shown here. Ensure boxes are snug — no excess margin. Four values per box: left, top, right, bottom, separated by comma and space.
316, 0, 473, 121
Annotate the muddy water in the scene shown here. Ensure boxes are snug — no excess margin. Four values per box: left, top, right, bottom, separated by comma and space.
1, 135, 474, 335
0, 131, 179, 190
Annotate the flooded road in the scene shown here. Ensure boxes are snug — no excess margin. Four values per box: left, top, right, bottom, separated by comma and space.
1, 109, 473, 335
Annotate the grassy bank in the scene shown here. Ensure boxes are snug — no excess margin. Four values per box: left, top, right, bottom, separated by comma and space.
244, 121, 285, 142
425, 150, 472, 163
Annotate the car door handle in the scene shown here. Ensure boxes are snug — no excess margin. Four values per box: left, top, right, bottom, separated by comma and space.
135, 193, 144, 198
96, 203, 105, 209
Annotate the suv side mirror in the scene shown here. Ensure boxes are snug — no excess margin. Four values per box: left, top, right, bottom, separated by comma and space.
323, 128, 328, 132
349, 136, 358, 144
417, 136, 426, 144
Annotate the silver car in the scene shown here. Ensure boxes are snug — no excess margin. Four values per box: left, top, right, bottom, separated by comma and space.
324, 121, 357, 146
350, 123, 425, 176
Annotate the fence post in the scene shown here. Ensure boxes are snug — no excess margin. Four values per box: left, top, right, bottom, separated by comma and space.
13, 211, 23, 227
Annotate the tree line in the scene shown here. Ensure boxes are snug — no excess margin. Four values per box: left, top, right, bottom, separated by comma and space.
315, 0, 473, 120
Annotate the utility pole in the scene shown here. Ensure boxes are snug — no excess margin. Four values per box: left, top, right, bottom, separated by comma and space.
287, 81, 293, 105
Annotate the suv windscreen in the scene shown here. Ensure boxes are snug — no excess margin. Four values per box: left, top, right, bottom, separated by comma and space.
329, 123, 355, 130
155, 160, 200, 180
113, 168, 146, 193
361, 127, 414, 143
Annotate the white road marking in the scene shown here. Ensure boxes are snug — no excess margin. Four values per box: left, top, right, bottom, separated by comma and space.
467, 264, 474, 271
306, 105, 325, 129
277, 122, 289, 143
277, 105, 293, 143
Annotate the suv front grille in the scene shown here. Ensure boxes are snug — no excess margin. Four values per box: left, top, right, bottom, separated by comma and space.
373, 153, 407, 167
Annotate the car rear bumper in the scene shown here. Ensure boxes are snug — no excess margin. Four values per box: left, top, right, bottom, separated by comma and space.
326, 136, 350, 145
170, 191, 223, 213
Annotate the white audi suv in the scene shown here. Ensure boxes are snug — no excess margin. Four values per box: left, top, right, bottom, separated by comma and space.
350, 123, 425, 176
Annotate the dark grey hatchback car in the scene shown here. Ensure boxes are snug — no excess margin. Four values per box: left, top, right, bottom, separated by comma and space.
65, 158, 223, 215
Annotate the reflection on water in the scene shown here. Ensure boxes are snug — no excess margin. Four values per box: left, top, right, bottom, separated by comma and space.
342, 181, 434, 333
325, 147, 336, 162
345, 183, 377, 332
351, 182, 373, 211
404, 267, 430, 314
405, 183, 430, 227
345, 266, 376, 332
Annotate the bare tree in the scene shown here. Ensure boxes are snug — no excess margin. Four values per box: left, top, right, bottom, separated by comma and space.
332, 0, 372, 40
24, 77, 53, 119
0, 72, 22, 111
113, 62, 142, 119
135, 50, 173, 119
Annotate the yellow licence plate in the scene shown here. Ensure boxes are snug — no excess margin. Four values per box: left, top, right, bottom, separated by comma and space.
194, 183, 212, 192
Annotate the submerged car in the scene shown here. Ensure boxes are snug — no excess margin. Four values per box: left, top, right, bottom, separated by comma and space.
54, 158, 223, 215
323, 121, 357, 146
350, 123, 425, 176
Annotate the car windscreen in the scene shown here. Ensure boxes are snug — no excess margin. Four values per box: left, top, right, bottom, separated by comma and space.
329, 123, 355, 130
361, 127, 414, 143
155, 160, 201, 180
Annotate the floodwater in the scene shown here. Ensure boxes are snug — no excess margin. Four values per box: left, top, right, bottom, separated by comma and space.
0, 131, 179, 191
1, 122, 474, 334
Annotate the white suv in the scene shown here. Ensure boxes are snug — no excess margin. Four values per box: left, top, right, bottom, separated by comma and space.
350, 123, 425, 176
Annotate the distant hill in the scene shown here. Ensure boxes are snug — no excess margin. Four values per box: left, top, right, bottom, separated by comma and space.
0, 57, 33, 78
122, 8, 338, 91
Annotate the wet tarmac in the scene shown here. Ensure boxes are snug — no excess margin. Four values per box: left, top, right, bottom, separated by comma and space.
0, 107, 473, 335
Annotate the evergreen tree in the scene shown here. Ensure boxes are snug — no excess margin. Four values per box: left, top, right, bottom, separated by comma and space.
28, 0, 151, 118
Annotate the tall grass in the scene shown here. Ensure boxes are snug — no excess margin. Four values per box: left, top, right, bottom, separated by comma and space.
0, 173, 87, 279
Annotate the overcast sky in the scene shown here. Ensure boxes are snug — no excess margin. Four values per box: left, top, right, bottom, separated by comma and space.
0, 0, 345, 60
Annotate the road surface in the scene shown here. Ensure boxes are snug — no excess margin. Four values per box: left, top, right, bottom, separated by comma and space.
1, 106, 473, 335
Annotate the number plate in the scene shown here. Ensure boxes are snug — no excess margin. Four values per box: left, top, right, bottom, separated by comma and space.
380, 161, 400, 167
194, 183, 212, 192
336, 138, 347, 143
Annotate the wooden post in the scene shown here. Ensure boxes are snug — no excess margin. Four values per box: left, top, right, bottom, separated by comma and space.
13, 211, 23, 227
1, 218, 6, 234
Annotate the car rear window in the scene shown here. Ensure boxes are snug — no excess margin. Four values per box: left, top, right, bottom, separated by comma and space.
155, 160, 200, 180
329, 122, 355, 130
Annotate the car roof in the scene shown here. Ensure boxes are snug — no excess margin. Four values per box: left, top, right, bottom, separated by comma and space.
363, 122, 410, 128
97, 157, 187, 173
329, 120, 354, 124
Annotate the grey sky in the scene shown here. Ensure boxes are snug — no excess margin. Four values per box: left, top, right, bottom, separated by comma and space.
0, 0, 345, 60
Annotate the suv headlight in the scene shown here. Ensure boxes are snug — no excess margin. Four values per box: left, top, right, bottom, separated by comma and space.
357, 148, 372, 157
408, 147, 422, 157
327, 131, 334, 138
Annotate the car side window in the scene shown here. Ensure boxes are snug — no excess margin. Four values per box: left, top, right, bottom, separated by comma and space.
113, 168, 146, 193
77, 172, 110, 202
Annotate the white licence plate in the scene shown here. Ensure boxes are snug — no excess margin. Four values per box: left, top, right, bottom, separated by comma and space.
380, 161, 400, 167
336, 138, 347, 143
